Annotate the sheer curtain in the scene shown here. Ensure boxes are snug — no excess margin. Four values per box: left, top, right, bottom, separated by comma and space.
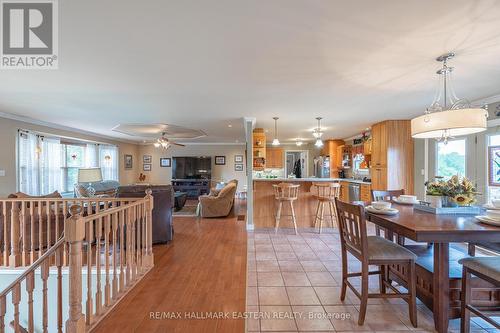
85, 143, 98, 167
40, 137, 62, 195
18, 132, 40, 195
99, 144, 119, 181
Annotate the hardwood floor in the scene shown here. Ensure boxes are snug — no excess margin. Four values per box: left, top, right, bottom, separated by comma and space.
93, 200, 247, 333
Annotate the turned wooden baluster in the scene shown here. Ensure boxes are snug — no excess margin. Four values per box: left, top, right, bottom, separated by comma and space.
95, 215, 102, 316
145, 190, 154, 267
0, 294, 5, 333
131, 206, 137, 281
56, 246, 63, 333
126, 208, 132, 286
29, 203, 35, 265
104, 214, 111, 306
41, 260, 49, 333
112, 212, 118, 299
65, 204, 85, 333
26, 271, 35, 333
12, 283, 21, 332
20, 202, 26, 266
46, 200, 51, 253
119, 209, 125, 292
86, 217, 93, 325
10, 201, 21, 267
38, 201, 43, 258
2, 202, 8, 266
135, 205, 141, 273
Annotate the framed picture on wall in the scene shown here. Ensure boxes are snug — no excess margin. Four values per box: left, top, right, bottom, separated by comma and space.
143, 164, 152, 171
124, 154, 133, 169
235, 163, 243, 171
143, 155, 152, 163
234, 155, 244, 163
488, 145, 500, 186
160, 158, 171, 167
215, 156, 226, 165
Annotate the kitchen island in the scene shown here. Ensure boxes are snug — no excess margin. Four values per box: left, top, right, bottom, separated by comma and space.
253, 178, 370, 229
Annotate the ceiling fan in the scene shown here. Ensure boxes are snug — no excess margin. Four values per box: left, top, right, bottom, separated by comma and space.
153, 132, 186, 150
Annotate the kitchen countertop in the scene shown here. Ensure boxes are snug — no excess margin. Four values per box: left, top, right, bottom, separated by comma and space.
252, 177, 371, 185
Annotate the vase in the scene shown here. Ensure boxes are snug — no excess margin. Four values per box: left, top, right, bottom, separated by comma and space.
426, 195, 443, 208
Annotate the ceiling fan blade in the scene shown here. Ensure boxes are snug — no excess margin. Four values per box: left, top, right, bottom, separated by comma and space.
171, 141, 185, 147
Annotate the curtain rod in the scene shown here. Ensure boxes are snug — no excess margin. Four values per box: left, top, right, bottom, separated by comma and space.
17, 128, 117, 147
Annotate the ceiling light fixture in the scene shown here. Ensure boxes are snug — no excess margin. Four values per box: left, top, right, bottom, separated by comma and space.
295, 139, 303, 147
272, 117, 280, 146
411, 53, 488, 144
154, 132, 186, 150
313, 117, 324, 147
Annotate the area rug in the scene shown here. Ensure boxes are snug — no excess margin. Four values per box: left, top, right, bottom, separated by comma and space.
173, 205, 199, 217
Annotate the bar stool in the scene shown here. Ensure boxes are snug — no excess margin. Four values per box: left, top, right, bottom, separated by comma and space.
312, 182, 340, 233
272, 183, 300, 234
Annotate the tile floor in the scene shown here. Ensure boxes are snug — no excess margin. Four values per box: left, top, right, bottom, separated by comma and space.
246, 228, 499, 333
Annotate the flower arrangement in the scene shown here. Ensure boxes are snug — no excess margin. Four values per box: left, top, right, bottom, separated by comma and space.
425, 175, 479, 206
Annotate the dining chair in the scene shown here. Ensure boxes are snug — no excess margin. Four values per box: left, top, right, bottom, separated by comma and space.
459, 257, 500, 332
272, 183, 300, 235
371, 189, 411, 245
311, 182, 340, 233
335, 198, 418, 326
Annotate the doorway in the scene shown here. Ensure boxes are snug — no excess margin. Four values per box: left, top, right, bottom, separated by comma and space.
285, 150, 308, 178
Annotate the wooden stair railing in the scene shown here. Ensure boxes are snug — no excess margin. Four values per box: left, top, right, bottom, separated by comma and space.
0, 190, 154, 333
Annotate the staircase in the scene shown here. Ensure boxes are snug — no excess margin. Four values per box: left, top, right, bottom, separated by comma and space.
0, 192, 155, 332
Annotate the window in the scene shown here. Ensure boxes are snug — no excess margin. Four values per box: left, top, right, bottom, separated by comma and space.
17, 130, 119, 195
436, 139, 466, 179
487, 134, 500, 201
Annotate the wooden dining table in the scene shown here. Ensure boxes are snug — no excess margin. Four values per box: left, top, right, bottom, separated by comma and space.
366, 203, 500, 333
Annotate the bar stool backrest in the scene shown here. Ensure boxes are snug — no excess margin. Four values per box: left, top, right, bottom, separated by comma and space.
312, 182, 340, 200
371, 189, 404, 202
273, 183, 300, 200
334, 198, 368, 261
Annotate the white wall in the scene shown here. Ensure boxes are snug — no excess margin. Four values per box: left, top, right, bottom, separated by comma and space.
137, 144, 247, 191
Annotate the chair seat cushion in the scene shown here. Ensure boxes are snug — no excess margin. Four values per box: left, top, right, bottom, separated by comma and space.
459, 257, 500, 282
367, 236, 417, 261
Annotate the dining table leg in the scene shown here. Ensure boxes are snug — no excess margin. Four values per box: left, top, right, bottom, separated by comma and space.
433, 242, 450, 333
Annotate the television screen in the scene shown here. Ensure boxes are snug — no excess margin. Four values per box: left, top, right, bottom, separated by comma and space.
172, 157, 211, 179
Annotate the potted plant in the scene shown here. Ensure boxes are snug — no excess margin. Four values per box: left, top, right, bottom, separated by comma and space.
425, 175, 479, 208
425, 177, 447, 208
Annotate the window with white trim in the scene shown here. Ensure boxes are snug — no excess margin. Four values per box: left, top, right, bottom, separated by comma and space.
436, 139, 466, 180
17, 130, 119, 195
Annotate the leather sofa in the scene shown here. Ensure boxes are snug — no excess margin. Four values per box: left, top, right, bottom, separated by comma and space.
116, 184, 174, 244
199, 180, 238, 218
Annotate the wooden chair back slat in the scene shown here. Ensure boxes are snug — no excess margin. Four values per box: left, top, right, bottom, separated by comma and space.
371, 189, 404, 202
273, 183, 300, 200
334, 198, 368, 260
312, 182, 340, 200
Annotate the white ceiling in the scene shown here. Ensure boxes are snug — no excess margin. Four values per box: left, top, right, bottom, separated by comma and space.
1, 0, 500, 143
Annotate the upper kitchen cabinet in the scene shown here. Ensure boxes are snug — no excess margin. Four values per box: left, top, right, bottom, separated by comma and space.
266, 147, 284, 169
253, 128, 266, 170
363, 138, 372, 155
370, 120, 413, 193
320, 139, 345, 177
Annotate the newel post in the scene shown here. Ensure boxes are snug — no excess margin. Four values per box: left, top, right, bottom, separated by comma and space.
9, 202, 21, 267
65, 205, 86, 333
144, 189, 154, 267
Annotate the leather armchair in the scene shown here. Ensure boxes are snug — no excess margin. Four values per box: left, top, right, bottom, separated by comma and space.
116, 185, 174, 244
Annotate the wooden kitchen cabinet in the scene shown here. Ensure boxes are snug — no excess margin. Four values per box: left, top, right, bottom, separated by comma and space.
319, 139, 345, 178
339, 181, 349, 202
266, 147, 284, 168
360, 183, 372, 202
253, 128, 266, 170
369, 120, 413, 193
363, 138, 372, 155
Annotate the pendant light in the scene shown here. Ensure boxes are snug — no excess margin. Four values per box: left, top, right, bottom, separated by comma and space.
272, 117, 280, 146
313, 117, 324, 147
295, 138, 303, 146
411, 53, 487, 143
